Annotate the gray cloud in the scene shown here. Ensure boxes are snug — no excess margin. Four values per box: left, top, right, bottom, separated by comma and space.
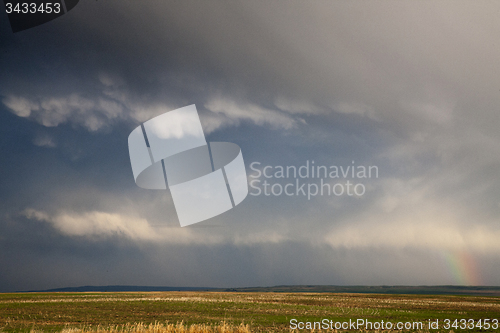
1, 0, 500, 291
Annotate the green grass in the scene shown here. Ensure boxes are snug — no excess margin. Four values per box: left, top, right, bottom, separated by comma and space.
0, 292, 499, 332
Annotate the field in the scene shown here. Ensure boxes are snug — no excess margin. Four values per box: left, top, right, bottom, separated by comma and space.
1, 292, 500, 332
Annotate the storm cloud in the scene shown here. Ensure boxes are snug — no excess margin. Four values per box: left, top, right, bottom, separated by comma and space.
1, 0, 500, 291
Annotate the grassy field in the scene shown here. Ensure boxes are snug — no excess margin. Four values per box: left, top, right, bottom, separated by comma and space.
1, 292, 499, 332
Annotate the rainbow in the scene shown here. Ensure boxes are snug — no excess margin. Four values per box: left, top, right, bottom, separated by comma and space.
441, 250, 482, 285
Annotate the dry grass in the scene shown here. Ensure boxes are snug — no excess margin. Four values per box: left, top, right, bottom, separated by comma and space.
2, 292, 498, 332
36, 322, 251, 333
32, 323, 458, 333
27, 323, 457, 333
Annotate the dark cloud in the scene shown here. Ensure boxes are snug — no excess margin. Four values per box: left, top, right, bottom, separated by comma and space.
1, 1, 500, 291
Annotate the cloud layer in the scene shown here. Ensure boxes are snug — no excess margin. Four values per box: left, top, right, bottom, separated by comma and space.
1, 0, 500, 291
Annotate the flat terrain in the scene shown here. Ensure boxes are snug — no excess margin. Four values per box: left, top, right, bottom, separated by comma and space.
1, 292, 499, 332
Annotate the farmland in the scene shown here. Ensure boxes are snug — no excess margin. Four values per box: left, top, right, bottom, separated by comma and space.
1, 292, 499, 332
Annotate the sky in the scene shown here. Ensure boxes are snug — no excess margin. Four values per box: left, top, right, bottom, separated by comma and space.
1, 0, 500, 292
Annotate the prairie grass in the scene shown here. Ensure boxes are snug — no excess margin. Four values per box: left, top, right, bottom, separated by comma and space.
29, 323, 456, 333
27, 322, 456, 333
54, 322, 251, 333
1, 292, 499, 332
